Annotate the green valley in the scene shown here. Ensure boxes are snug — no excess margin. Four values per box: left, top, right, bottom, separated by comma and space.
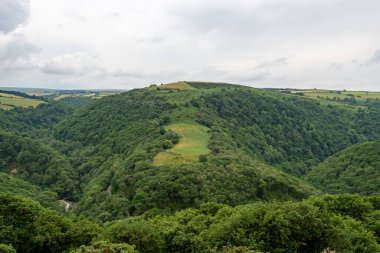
0, 82, 380, 252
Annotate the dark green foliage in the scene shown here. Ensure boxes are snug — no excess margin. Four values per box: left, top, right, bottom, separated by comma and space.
0, 102, 71, 135
306, 140, 380, 194
0, 131, 79, 199
0, 194, 100, 253
0, 244, 16, 253
195, 89, 380, 176
0, 172, 60, 209
70, 241, 138, 253
100, 194, 380, 253
60, 96, 97, 108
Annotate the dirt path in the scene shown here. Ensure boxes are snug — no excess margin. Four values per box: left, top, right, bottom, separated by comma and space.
59, 200, 71, 211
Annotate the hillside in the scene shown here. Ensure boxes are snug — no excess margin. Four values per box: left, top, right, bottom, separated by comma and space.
306, 140, 380, 195
52, 85, 318, 218
0, 172, 60, 209
47, 81, 380, 218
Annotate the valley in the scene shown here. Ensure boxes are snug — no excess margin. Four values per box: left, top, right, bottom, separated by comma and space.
0, 82, 379, 252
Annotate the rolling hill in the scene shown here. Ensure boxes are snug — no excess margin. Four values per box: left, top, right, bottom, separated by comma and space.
306, 140, 380, 195
0, 91, 44, 110
49, 81, 380, 217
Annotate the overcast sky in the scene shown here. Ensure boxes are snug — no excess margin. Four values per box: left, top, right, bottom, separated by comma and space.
1, 0, 380, 90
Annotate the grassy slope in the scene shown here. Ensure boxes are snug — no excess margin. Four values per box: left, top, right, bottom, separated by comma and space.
153, 123, 210, 165
0, 92, 44, 110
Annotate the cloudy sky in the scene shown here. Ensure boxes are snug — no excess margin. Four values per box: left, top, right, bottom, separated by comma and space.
1, 0, 380, 90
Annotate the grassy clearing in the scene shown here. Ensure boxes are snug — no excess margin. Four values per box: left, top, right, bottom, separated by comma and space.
0, 93, 44, 110
158, 82, 195, 90
153, 123, 210, 166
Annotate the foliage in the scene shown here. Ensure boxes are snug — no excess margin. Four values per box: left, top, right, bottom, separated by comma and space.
100, 194, 380, 253
0, 244, 16, 253
306, 140, 380, 194
0, 172, 60, 209
195, 88, 380, 176
70, 241, 138, 253
0, 194, 100, 253
0, 131, 79, 199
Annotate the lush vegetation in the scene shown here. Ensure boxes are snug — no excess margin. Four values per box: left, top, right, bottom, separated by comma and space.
2, 193, 379, 253
0, 194, 99, 253
0, 172, 60, 209
1, 82, 380, 252
306, 140, 380, 195
194, 87, 380, 176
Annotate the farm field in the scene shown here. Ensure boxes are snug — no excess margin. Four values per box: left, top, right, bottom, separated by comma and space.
0, 92, 44, 110
153, 123, 210, 166
54, 91, 118, 100
291, 89, 380, 101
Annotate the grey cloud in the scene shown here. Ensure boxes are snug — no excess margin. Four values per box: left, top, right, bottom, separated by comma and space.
230, 71, 269, 83
370, 49, 380, 64
190, 65, 268, 83
254, 57, 288, 70
137, 36, 164, 44
328, 62, 343, 70
111, 69, 185, 80
0, 33, 39, 69
42, 53, 106, 76
171, 1, 340, 35
0, 0, 30, 33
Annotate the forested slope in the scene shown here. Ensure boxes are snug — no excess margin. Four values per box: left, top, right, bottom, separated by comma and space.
51, 82, 380, 218
306, 140, 380, 194
53, 86, 319, 218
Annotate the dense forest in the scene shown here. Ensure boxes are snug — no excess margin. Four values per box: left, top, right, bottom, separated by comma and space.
0, 82, 379, 252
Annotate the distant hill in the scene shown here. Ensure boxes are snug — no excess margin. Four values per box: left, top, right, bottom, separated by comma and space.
0, 87, 127, 108
0, 90, 45, 110
306, 140, 380, 195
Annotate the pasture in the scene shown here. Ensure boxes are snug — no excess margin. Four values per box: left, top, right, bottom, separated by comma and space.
153, 123, 210, 166
0, 93, 44, 110
292, 89, 380, 101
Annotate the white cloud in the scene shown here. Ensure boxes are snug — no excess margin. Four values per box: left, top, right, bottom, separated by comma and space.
0, 0, 380, 90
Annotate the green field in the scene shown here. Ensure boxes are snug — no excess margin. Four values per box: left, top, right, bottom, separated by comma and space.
0, 93, 44, 110
54, 92, 117, 101
153, 123, 210, 166
291, 89, 380, 101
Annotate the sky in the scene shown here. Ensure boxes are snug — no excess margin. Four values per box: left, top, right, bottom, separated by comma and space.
1, 0, 380, 90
